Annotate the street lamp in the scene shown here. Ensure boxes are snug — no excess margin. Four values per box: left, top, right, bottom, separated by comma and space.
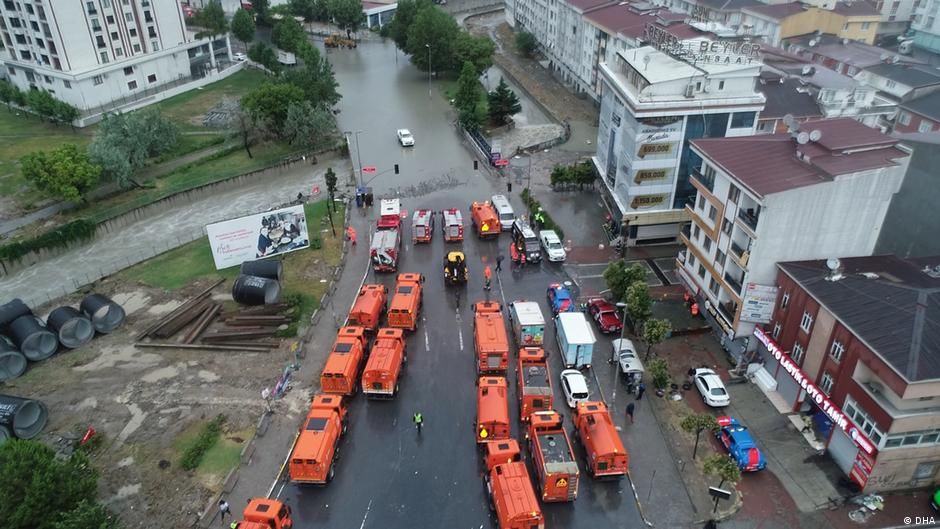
613, 301, 629, 402
343, 130, 365, 188
425, 43, 432, 97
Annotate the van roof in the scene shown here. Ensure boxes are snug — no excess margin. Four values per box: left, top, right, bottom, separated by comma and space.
365, 341, 401, 372
491, 195, 513, 209
556, 312, 597, 344
478, 377, 510, 425
511, 301, 544, 325
492, 462, 541, 521
475, 311, 509, 352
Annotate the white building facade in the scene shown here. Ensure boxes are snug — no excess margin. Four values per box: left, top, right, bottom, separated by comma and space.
0, 0, 229, 122
911, 0, 940, 53
593, 39, 765, 246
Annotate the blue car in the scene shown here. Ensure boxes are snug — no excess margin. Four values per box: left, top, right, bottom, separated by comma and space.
716, 416, 766, 472
546, 283, 575, 316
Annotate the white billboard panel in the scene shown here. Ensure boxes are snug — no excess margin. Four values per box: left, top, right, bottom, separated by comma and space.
740, 283, 779, 324
205, 205, 309, 270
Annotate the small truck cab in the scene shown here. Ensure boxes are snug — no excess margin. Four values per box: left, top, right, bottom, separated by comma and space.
482, 438, 522, 470
320, 326, 369, 396
377, 198, 401, 230
347, 284, 387, 333
235, 498, 293, 529
473, 301, 510, 375
388, 273, 424, 332
361, 328, 407, 398
573, 401, 628, 479
289, 394, 348, 485
470, 201, 501, 239
412, 209, 434, 243
441, 208, 464, 241
476, 376, 510, 443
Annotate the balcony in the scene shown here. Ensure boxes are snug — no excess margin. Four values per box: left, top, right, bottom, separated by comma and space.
729, 240, 749, 268
691, 168, 715, 194
724, 271, 743, 295
737, 206, 760, 232
718, 301, 737, 324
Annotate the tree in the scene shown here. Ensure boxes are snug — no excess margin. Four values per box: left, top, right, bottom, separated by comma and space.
0, 80, 21, 111
643, 318, 672, 360
272, 16, 306, 53
324, 167, 338, 236
231, 108, 271, 159
191, 0, 228, 41
283, 101, 337, 149
515, 30, 538, 57
626, 281, 653, 331
253, 0, 272, 25
231, 8, 256, 48
281, 46, 340, 107
387, 0, 429, 50
603, 261, 647, 303
52, 500, 119, 529
405, 6, 458, 72
20, 144, 101, 201
89, 109, 179, 187
455, 61, 485, 130
703, 454, 742, 512
0, 440, 100, 529
248, 41, 282, 74
87, 141, 132, 187
680, 413, 719, 460
242, 82, 307, 132
330, 0, 366, 33
487, 78, 521, 125
53, 100, 80, 129
27, 89, 58, 122
452, 32, 495, 74
648, 357, 670, 390
288, 0, 317, 20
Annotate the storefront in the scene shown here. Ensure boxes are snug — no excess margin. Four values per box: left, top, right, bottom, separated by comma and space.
753, 327, 878, 488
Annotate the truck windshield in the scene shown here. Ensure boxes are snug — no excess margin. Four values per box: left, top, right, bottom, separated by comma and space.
525, 240, 539, 252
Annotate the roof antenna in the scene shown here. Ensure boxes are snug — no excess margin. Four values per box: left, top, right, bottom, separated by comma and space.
825, 258, 843, 281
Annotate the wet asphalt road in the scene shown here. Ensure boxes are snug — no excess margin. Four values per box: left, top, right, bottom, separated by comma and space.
278, 39, 644, 529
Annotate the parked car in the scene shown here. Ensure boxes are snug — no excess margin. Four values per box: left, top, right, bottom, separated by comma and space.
560, 369, 590, 409
547, 283, 575, 316
716, 416, 766, 472
694, 368, 730, 407
539, 230, 566, 262
611, 338, 644, 384
932, 488, 939, 511
397, 128, 415, 147
587, 298, 622, 334
233, 52, 247, 62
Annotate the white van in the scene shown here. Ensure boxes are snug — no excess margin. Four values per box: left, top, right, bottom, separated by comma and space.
490, 194, 515, 231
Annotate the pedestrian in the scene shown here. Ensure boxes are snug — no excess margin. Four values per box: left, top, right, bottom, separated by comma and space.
483, 265, 492, 290
218, 499, 231, 521
346, 226, 357, 245
413, 412, 423, 433
495, 254, 504, 273
626, 402, 635, 424
636, 383, 646, 401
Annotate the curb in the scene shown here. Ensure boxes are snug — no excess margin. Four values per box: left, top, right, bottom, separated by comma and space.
626, 471, 656, 527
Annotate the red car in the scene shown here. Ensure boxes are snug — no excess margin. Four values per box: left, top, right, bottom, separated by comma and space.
587, 299, 622, 333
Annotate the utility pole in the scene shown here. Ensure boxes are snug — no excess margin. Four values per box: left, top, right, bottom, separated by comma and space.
343, 130, 365, 188
426, 43, 432, 97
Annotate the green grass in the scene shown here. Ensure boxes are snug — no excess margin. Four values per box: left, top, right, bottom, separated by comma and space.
155, 69, 270, 131
198, 427, 254, 476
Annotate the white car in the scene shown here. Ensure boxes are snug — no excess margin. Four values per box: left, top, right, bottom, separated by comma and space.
694, 368, 730, 407
560, 369, 590, 409
539, 230, 566, 262
397, 128, 415, 147
611, 338, 644, 379
233, 52, 247, 62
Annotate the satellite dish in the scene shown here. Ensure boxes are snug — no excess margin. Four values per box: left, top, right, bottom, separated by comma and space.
797, 132, 810, 144
809, 39, 818, 47
826, 257, 842, 271
809, 129, 822, 142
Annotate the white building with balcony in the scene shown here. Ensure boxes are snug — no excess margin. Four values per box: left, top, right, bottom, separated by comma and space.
593, 39, 765, 246
911, 0, 940, 54
0, 0, 231, 124
676, 117, 911, 352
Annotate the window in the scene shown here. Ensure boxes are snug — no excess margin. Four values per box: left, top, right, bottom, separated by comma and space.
703, 236, 712, 252
133, 43, 141, 52
698, 195, 706, 210
123, 66, 133, 75
884, 429, 940, 449
891, 0, 900, 13
708, 205, 718, 222
688, 253, 696, 267
93, 75, 104, 85
25, 71, 35, 83
718, 80, 725, 90
129, 28, 137, 37
731, 112, 756, 128
830, 341, 845, 362
772, 322, 781, 339
715, 250, 726, 269
698, 264, 706, 279
103, 0, 112, 8
107, 15, 114, 24
693, 224, 701, 240
820, 372, 834, 394
125, 12, 134, 22
100, 51, 108, 63
43, 75, 52, 84
791, 342, 805, 364
721, 218, 732, 236
886, 79, 896, 89
800, 311, 813, 333
913, 462, 939, 481
919, 120, 935, 133
861, 22, 871, 29
151, 41, 158, 51
25, 4, 33, 14
115, 48, 123, 57
36, 38, 45, 49
147, 26, 156, 39
899, 111, 911, 126
709, 277, 719, 295
96, 35, 106, 48
6, 66, 14, 75
844, 398, 883, 446
780, 291, 790, 309
147, 73, 156, 83
704, 164, 716, 181
91, 18, 101, 31
127, 80, 137, 90
111, 31, 119, 40
86, 1, 97, 14
63, 80, 71, 88
728, 185, 740, 204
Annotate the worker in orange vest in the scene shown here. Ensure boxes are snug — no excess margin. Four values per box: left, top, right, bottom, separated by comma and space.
346, 226, 357, 245
483, 265, 492, 290
691, 303, 699, 316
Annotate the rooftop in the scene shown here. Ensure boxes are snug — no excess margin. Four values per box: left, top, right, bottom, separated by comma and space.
698, 0, 762, 10
742, 2, 807, 20
831, 0, 880, 17
620, 41, 761, 85
773, 63, 860, 90
863, 63, 940, 89
778, 255, 940, 383
900, 91, 940, 122
584, 3, 661, 38
566, 0, 615, 13
786, 34, 922, 69
757, 77, 822, 119
691, 118, 906, 197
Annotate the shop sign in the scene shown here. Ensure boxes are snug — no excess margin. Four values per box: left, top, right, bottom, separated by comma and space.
644, 24, 761, 65
637, 142, 674, 158
612, 113, 622, 127
640, 131, 671, 143
849, 450, 875, 488
634, 168, 672, 184
704, 299, 733, 338
638, 115, 683, 132
753, 327, 877, 456
630, 193, 669, 209
740, 283, 778, 324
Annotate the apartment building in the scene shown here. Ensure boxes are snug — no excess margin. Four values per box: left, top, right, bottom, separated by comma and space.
593, 39, 765, 246
911, 0, 940, 54
754, 255, 940, 492
855, 62, 940, 104
738, 1, 880, 47
0, 0, 230, 123
514, 0, 559, 54
676, 118, 910, 354
873, 0, 920, 37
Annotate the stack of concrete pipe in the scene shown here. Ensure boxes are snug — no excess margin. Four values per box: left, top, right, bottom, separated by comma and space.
232, 261, 283, 306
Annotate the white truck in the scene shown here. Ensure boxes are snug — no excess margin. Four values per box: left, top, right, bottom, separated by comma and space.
555, 312, 596, 369
509, 301, 545, 346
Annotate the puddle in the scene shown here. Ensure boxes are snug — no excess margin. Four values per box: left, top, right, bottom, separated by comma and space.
197, 370, 220, 383
141, 364, 183, 383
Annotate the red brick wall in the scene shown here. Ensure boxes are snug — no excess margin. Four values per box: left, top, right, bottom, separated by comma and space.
768, 272, 820, 366
895, 111, 940, 134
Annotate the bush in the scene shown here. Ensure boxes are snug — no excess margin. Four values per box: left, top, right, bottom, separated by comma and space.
180, 415, 225, 471
550, 161, 595, 189
0, 219, 96, 262
515, 31, 538, 57
649, 357, 670, 390
520, 188, 564, 239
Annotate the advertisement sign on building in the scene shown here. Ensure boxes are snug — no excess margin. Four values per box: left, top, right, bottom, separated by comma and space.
634, 168, 673, 184
850, 450, 875, 488
637, 142, 675, 158
206, 205, 310, 270
630, 193, 670, 209
740, 283, 779, 323
638, 116, 683, 130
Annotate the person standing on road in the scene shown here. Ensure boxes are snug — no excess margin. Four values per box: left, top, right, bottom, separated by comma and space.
218, 499, 231, 521
636, 383, 646, 401
483, 265, 492, 290
495, 254, 504, 273
626, 402, 636, 424
413, 412, 423, 433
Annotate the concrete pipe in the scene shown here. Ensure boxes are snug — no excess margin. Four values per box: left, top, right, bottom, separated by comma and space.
240, 260, 284, 281
9, 315, 58, 361
0, 425, 10, 446
0, 298, 32, 330
79, 294, 126, 334
0, 395, 48, 439
232, 275, 282, 306
46, 306, 94, 349
0, 336, 27, 382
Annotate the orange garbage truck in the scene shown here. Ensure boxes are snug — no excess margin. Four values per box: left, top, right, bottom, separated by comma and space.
517, 347, 553, 422
470, 201, 501, 239
234, 498, 293, 529
289, 394, 348, 485
482, 438, 522, 470
361, 328, 407, 398
484, 453, 545, 529
473, 301, 509, 375
527, 410, 580, 502
476, 376, 510, 443
320, 326, 369, 396
347, 284, 387, 333
573, 401, 629, 479
388, 273, 424, 332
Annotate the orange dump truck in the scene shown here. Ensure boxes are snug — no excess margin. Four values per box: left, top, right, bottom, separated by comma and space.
483, 438, 522, 470
289, 394, 348, 485
473, 301, 509, 375
476, 376, 510, 443
517, 347, 553, 422
573, 401, 629, 479
320, 326, 369, 396
527, 410, 580, 502
347, 284, 387, 333
388, 273, 424, 332
485, 454, 545, 529
470, 201, 500, 239
361, 328, 407, 398
234, 498, 293, 529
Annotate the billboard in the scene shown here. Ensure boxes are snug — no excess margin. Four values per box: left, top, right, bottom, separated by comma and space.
740, 283, 779, 323
205, 205, 309, 270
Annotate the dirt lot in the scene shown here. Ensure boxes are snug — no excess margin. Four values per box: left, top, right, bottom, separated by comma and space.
1, 203, 345, 529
